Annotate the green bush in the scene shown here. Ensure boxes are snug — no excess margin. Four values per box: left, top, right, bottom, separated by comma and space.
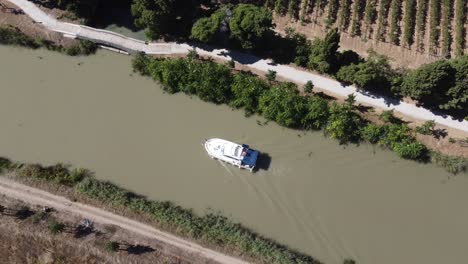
64, 40, 97, 56
266, 70, 277, 82
363, 0, 377, 40
304, 81, 314, 93
132, 52, 151, 75
337, 0, 351, 31
375, 0, 391, 41
230, 73, 269, 115
106, 241, 120, 252
191, 8, 226, 43
378, 124, 412, 148
18, 163, 87, 186
0, 26, 39, 48
455, 0, 466, 56
415, 120, 435, 135
402, 0, 416, 46
308, 29, 340, 73
336, 52, 395, 92
325, 102, 364, 143
429, 0, 441, 54
349, 0, 364, 36
361, 123, 385, 144
258, 82, 307, 128
393, 141, 427, 160
389, 0, 402, 45
400, 60, 454, 105
0, 157, 12, 172
431, 152, 468, 174
415, 0, 428, 49
301, 96, 330, 129
379, 109, 401, 124
48, 221, 65, 235
229, 4, 273, 50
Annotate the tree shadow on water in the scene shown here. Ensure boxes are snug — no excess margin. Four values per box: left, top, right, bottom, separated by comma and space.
255, 152, 272, 172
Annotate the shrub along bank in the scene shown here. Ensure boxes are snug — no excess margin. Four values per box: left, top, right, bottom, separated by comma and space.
132, 52, 468, 174
0, 158, 322, 264
0, 26, 97, 56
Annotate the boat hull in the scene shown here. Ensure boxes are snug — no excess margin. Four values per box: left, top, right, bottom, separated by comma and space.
204, 138, 258, 172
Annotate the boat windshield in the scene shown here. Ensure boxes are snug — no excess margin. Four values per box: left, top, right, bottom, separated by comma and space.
233, 146, 242, 157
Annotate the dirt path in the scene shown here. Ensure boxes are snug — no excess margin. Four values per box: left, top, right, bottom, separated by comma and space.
0, 177, 249, 264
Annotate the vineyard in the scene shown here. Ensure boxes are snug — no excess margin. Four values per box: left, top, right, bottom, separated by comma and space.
266, 0, 467, 59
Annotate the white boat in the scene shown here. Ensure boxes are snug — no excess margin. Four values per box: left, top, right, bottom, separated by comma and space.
204, 138, 259, 172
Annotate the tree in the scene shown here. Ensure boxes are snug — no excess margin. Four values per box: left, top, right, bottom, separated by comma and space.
266, 70, 277, 82
301, 96, 330, 129
400, 60, 455, 105
303, 81, 314, 93
229, 4, 273, 50
308, 28, 340, 73
195, 62, 233, 104
191, 17, 220, 43
258, 82, 307, 127
325, 102, 364, 143
191, 8, 227, 43
289, 32, 312, 67
40, 0, 99, 19
264, 0, 274, 9
230, 73, 269, 115
131, 0, 195, 39
336, 52, 394, 92
440, 57, 468, 115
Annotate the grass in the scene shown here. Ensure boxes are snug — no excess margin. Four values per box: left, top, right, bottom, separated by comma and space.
430, 152, 468, 174
0, 26, 39, 48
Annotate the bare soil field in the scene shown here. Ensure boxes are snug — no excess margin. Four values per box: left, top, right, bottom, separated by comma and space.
0, 194, 194, 264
